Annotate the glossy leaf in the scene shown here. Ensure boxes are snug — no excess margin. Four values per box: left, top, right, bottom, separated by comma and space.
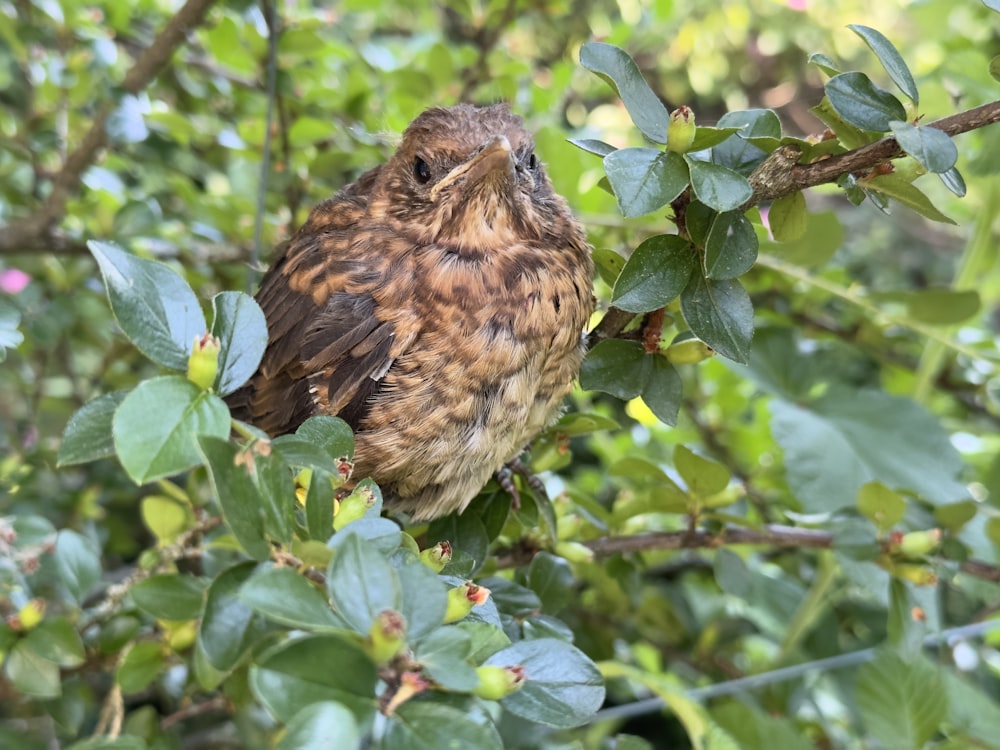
277, 701, 360, 750
239, 565, 346, 631
825, 72, 907, 132
326, 533, 401, 634
88, 240, 205, 370
568, 138, 616, 157
642, 355, 683, 426
198, 562, 270, 671
939, 166, 967, 196
680, 272, 754, 363
199, 436, 271, 560
604, 148, 689, 217
131, 574, 207, 621
57, 390, 129, 466
686, 158, 753, 212
396, 560, 449, 640
210, 291, 268, 395
712, 109, 780, 175
580, 339, 651, 400
856, 651, 945, 748
414, 627, 478, 690
579, 42, 670, 143
704, 211, 758, 279
527, 552, 574, 615
889, 121, 957, 174
611, 234, 695, 312
113, 376, 230, 484
485, 638, 605, 727
771, 387, 969, 511
427, 511, 489, 575
848, 25, 918, 104
384, 701, 502, 750
295, 415, 355, 460
249, 635, 377, 724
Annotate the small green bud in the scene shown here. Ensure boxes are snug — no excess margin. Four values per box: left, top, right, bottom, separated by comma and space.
419, 541, 453, 572
667, 105, 696, 153
333, 483, 377, 530
473, 664, 527, 700
443, 582, 491, 624
898, 529, 942, 558
186, 332, 221, 390
367, 610, 407, 665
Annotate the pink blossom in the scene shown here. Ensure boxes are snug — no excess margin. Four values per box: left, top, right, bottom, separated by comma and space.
0, 269, 30, 294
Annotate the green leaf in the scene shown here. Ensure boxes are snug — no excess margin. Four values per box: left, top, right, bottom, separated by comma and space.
117, 642, 165, 694
642, 356, 683, 426
771, 387, 969, 512
249, 634, 377, 724
611, 234, 695, 313
889, 122, 957, 174
944, 671, 1000, 747
568, 138, 616, 157
305, 468, 336, 541
856, 481, 906, 532
939, 166, 967, 197
295, 415, 355, 460
414, 627, 478, 691
141, 494, 192, 544
603, 148, 689, 218
848, 25, 919, 104
810, 96, 878, 150
5, 639, 61, 698
396, 560, 449, 640
57, 390, 129, 466
198, 436, 271, 560
240, 565, 346, 631
825, 72, 907, 132
593, 246, 628, 286
680, 272, 754, 364
579, 42, 670, 144
88, 240, 206, 370
485, 638, 605, 727
866, 174, 957, 224
549, 412, 621, 437
427, 511, 489, 574
688, 126, 743, 152
277, 701, 360, 750
23, 617, 85, 667
765, 210, 843, 267
704, 211, 758, 280
768, 192, 808, 242
990, 53, 1000, 81
327, 533, 400, 634
856, 650, 946, 748
580, 340, 650, 399
686, 159, 753, 212
808, 52, 842, 78
114, 376, 230, 484
272, 435, 344, 476
675, 444, 730, 497
712, 110, 780, 175
55, 529, 102, 604
527, 552, 574, 615
934, 500, 977, 533
210, 291, 268, 396
384, 701, 502, 750
198, 562, 270, 671
131, 574, 206, 621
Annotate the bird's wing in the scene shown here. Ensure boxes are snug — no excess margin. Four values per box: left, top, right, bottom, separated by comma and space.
228, 169, 400, 436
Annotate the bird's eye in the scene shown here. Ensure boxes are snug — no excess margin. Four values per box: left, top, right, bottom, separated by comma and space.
414, 157, 432, 184
527, 152, 538, 170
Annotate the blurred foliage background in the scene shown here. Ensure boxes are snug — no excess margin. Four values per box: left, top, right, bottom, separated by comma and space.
3, 0, 1000, 748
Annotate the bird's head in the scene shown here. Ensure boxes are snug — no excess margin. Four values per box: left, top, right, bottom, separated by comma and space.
371, 103, 574, 255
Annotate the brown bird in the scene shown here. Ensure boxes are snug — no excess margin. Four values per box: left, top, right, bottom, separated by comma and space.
228, 103, 594, 521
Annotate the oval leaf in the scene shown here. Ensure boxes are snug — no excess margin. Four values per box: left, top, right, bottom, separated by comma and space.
680, 272, 754, 364
326, 533, 401, 634
604, 148, 689, 218
686, 158, 753, 212
277, 702, 360, 750
579, 42, 669, 144
131, 574, 207, 621
239, 565, 346, 631
113, 375, 230, 484
485, 638, 605, 728
825, 72, 907, 132
704, 211, 758, 279
211, 291, 268, 396
57, 390, 129, 466
768, 192, 808, 242
848, 25, 918, 104
198, 562, 270, 671
612, 234, 695, 313
579, 339, 652, 400
88, 240, 206, 370
198, 436, 271, 561
385, 701, 502, 750
889, 121, 957, 174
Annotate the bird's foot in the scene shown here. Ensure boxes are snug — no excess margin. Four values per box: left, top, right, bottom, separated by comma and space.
495, 456, 547, 511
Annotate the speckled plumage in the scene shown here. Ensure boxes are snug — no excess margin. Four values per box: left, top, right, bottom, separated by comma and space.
228, 104, 594, 520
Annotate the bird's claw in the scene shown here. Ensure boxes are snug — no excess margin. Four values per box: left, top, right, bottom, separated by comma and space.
495, 455, 547, 511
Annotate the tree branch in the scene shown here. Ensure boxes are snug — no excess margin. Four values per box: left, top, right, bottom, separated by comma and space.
0, 0, 218, 255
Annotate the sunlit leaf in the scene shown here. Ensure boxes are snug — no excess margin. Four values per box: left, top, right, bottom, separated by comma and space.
580, 42, 670, 143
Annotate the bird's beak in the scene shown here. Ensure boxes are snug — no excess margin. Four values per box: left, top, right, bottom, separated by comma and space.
430, 135, 514, 201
